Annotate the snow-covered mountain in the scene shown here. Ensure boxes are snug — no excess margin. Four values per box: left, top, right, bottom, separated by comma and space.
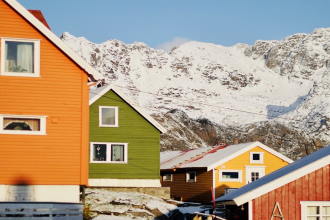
61, 28, 330, 159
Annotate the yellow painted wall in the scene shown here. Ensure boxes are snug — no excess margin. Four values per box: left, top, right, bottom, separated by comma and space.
214, 146, 289, 197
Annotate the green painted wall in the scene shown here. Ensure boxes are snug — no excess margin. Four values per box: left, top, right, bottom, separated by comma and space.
89, 90, 160, 179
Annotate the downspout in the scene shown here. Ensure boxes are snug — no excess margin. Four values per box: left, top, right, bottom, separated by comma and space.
212, 169, 216, 209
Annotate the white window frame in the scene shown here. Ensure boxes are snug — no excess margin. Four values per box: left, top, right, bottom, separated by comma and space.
0, 114, 46, 135
219, 169, 242, 182
301, 201, 330, 220
0, 38, 40, 77
90, 142, 128, 164
186, 171, 197, 183
99, 106, 118, 127
162, 174, 173, 182
250, 152, 264, 164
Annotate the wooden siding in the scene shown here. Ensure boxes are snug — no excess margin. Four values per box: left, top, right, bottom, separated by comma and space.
252, 164, 330, 220
161, 169, 213, 203
214, 146, 289, 197
0, 0, 89, 185
89, 90, 160, 179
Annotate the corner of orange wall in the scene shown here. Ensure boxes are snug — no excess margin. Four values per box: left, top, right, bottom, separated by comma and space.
80, 75, 89, 185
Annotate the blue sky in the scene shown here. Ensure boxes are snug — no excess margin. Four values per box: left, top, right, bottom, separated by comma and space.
20, 0, 330, 49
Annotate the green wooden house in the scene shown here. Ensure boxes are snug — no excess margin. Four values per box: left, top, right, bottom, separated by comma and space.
88, 85, 166, 187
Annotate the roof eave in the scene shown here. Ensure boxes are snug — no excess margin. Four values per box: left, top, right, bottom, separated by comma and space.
222, 154, 330, 206
4, 0, 103, 81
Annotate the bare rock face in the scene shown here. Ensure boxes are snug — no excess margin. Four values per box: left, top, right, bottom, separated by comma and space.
245, 29, 330, 79
156, 109, 325, 160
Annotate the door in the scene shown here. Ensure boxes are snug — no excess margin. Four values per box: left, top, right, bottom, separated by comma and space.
245, 166, 265, 184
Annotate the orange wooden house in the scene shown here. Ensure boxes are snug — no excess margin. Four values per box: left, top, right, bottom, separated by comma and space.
160, 142, 292, 203
216, 145, 330, 220
0, 0, 101, 203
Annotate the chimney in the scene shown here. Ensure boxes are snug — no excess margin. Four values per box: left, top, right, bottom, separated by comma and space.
28, 10, 51, 30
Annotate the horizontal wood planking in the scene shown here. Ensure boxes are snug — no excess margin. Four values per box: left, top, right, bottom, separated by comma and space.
0, 0, 89, 185
89, 90, 161, 180
252, 164, 330, 220
161, 169, 213, 203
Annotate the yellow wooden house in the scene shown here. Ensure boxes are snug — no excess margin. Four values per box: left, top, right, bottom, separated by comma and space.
160, 141, 293, 203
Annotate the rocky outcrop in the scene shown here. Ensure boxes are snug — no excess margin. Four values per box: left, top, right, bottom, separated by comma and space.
62, 28, 330, 158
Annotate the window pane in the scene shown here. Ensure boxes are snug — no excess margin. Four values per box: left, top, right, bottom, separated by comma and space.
3, 118, 40, 131
322, 206, 330, 215
187, 172, 196, 182
322, 217, 330, 220
101, 108, 116, 125
222, 172, 239, 179
5, 41, 34, 73
163, 174, 172, 181
93, 144, 107, 161
251, 172, 260, 181
111, 144, 124, 161
308, 206, 320, 215
253, 153, 260, 160
307, 217, 319, 220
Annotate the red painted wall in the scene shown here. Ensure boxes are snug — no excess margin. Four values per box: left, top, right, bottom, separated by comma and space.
252, 164, 330, 220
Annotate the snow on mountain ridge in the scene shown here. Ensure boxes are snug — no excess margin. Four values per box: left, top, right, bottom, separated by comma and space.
61, 28, 330, 153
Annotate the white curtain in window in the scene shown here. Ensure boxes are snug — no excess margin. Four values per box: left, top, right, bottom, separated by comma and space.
17, 43, 33, 73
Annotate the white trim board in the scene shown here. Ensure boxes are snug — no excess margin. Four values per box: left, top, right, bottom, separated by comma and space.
207, 141, 293, 171
89, 85, 166, 133
3, 0, 102, 81
0, 185, 79, 203
88, 179, 161, 187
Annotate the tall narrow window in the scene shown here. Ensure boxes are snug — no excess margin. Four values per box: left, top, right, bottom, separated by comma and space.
93, 144, 107, 161
99, 106, 118, 127
111, 144, 125, 162
1, 38, 40, 77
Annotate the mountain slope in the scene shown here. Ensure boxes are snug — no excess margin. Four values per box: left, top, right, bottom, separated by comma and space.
61, 28, 330, 159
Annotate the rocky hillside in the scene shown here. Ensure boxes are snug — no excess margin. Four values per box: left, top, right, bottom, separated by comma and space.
61, 28, 330, 159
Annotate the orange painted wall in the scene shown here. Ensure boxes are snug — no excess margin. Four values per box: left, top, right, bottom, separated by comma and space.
214, 146, 289, 197
0, 0, 89, 185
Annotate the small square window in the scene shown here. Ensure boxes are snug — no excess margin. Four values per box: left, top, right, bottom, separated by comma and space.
99, 106, 118, 127
90, 142, 127, 163
250, 152, 264, 164
0, 115, 46, 135
162, 174, 173, 182
186, 171, 196, 183
1, 38, 40, 77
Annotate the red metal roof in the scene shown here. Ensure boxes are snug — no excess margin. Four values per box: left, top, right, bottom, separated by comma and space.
28, 10, 51, 30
